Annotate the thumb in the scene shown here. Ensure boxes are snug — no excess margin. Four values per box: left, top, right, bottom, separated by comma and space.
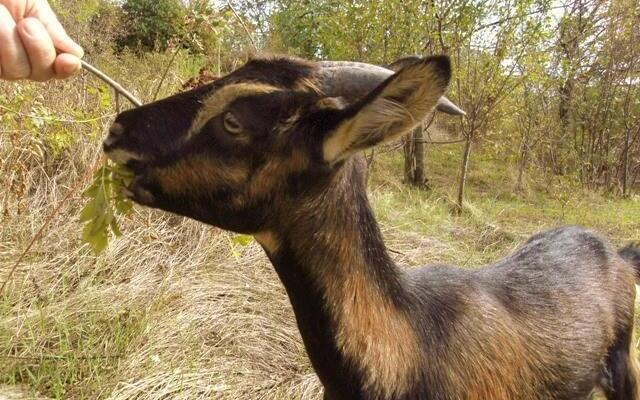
30, 0, 83, 58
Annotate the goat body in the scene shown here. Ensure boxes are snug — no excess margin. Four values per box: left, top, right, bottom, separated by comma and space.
263, 156, 640, 400
103, 54, 640, 399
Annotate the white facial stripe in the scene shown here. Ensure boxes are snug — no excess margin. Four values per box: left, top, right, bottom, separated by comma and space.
187, 83, 281, 139
105, 148, 142, 165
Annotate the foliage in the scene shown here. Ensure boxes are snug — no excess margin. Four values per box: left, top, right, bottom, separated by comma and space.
269, 0, 428, 62
269, 0, 639, 200
117, 0, 186, 53
81, 162, 134, 255
181, 0, 230, 55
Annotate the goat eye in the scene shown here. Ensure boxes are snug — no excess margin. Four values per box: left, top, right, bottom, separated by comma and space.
223, 112, 243, 134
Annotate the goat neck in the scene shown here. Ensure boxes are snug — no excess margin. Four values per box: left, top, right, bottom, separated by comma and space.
256, 158, 419, 400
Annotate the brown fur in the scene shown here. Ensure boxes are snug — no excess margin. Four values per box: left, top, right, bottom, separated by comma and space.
283, 168, 423, 398
154, 155, 248, 197
295, 76, 324, 95
335, 273, 421, 397
254, 231, 280, 254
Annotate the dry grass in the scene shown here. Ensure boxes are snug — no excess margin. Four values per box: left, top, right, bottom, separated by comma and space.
1, 53, 639, 399
0, 127, 322, 399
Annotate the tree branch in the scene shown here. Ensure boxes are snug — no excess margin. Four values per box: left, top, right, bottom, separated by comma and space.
227, 1, 258, 52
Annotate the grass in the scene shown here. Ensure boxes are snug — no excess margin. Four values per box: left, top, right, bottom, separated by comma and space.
370, 147, 640, 267
1, 56, 639, 399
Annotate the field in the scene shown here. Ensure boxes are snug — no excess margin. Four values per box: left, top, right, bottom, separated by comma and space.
1, 54, 639, 399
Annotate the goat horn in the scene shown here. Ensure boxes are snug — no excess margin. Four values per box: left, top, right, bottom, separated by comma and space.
317, 61, 466, 116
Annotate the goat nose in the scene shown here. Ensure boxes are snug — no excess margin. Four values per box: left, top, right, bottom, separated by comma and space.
109, 122, 125, 136
103, 123, 126, 150
103, 135, 118, 149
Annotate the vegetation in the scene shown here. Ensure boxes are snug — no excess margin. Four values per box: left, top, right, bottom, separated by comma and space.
118, 0, 186, 52
0, 0, 638, 398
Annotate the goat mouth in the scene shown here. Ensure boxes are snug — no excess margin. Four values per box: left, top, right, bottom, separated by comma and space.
126, 175, 156, 206
116, 160, 156, 206
104, 147, 142, 166
102, 145, 157, 206
125, 159, 146, 175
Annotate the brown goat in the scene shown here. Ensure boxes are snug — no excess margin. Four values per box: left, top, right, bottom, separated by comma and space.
103, 54, 640, 400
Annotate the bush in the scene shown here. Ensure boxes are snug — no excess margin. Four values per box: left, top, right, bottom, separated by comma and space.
117, 0, 186, 53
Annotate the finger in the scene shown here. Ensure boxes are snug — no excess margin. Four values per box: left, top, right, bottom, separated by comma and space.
53, 53, 81, 79
30, 1, 83, 58
17, 17, 56, 81
0, 4, 31, 80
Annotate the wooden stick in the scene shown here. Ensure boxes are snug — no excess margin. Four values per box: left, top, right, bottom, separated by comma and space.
81, 60, 143, 107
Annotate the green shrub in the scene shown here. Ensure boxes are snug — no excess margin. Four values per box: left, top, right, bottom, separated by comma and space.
117, 0, 186, 53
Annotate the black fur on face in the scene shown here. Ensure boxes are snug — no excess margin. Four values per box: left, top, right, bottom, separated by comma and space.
103, 57, 344, 233
104, 55, 453, 234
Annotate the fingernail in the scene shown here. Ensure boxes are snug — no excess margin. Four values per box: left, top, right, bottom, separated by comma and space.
67, 42, 84, 58
63, 60, 81, 75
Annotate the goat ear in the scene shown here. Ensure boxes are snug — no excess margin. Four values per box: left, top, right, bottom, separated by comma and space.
323, 56, 452, 164
385, 56, 421, 72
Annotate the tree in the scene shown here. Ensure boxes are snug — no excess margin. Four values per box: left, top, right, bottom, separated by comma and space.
450, 0, 553, 213
265, 0, 639, 198
117, 0, 186, 53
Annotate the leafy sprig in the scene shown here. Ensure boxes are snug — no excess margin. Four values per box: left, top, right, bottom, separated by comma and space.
81, 162, 134, 254
80, 161, 252, 255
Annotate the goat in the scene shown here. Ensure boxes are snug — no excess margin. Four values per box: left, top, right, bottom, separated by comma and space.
103, 54, 640, 400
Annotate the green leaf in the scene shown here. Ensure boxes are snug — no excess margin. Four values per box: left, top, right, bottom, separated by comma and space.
110, 219, 123, 238
79, 201, 97, 222
115, 198, 134, 215
83, 185, 99, 198
82, 223, 94, 243
90, 232, 109, 255
233, 234, 253, 246
80, 160, 136, 256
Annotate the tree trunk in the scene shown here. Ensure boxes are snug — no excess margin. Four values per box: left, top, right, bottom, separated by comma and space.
622, 128, 630, 197
456, 134, 473, 215
516, 133, 529, 191
414, 126, 425, 186
403, 125, 426, 187
404, 133, 415, 184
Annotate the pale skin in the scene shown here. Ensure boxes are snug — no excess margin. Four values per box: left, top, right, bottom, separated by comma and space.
0, 0, 83, 81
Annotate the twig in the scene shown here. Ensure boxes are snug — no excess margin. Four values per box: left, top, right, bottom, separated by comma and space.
81, 60, 143, 107
226, 1, 258, 52
473, 5, 566, 34
0, 155, 104, 295
153, 48, 181, 102
412, 138, 467, 145
388, 247, 405, 256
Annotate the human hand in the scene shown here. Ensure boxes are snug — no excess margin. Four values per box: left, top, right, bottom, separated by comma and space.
0, 0, 84, 81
